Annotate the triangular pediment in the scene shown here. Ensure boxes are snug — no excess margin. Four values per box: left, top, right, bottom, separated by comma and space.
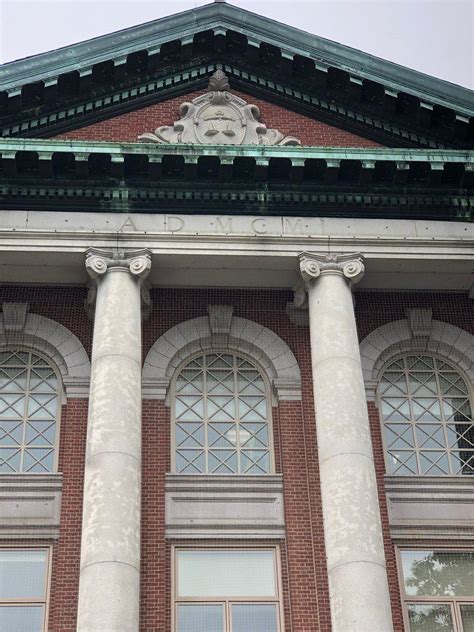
53, 81, 382, 147
0, 3, 472, 148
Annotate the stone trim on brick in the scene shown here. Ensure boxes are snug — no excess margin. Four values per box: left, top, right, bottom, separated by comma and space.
165, 474, 285, 539
143, 315, 301, 401
0, 473, 63, 539
0, 308, 91, 398
360, 318, 474, 401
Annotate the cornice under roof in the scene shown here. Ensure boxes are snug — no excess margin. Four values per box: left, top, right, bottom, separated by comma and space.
1, 2, 472, 117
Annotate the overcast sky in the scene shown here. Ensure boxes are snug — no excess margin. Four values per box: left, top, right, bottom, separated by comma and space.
0, 0, 472, 89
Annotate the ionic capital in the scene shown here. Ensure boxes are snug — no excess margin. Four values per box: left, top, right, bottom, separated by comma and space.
85, 248, 151, 282
84, 248, 152, 318
299, 252, 365, 286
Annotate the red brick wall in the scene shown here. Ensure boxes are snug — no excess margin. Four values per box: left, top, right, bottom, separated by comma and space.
48, 398, 88, 631
0, 285, 471, 631
141, 288, 329, 631
0, 286, 91, 632
355, 290, 474, 632
53, 87, 382, 147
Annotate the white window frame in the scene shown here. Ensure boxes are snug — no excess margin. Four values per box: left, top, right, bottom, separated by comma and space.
0, 348, 62, 474
397, 546, 474, 632
377, 352, 474, 476
171, 350, 276, 475
172, 544, 284, 632
0, 545, 52, 632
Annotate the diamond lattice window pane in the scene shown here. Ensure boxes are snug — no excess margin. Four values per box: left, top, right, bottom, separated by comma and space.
450, 451, 474, 475
26, 421, 56, 446
174, 353, 271, 474
410, 372, 438, 397
23, 448, 54, 473
240, 422, 269, 449
208, 450, 238, 473
176, 450, 205, 473
241, 450, 270, 474
419, 451, 449, 475
0, 448, 21, 472
208, 396, 236, 421
0, 394, 26, 419
379, 355, 473, 476
447, 424, 474, 449
176, 423, 205, 448
387, 451, 417, 475
0, 352, 59, 473
0, 420, 23, 446
175, 396, 204, 421
415, 424, 446, 449
208, 423, 237, 448
385, 424, 415, 449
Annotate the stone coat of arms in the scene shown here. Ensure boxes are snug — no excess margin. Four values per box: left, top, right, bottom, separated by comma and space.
138, 70, 300, 146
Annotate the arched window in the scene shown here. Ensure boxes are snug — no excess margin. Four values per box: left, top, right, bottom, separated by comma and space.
0, 350, 60, 473
378, 354, 473, 476
173, 352, 273, 474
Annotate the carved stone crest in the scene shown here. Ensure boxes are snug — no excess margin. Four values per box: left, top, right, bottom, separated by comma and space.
138, 70, 300, 146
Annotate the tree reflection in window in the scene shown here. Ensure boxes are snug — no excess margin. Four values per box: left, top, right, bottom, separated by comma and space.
401, 550, 474, 632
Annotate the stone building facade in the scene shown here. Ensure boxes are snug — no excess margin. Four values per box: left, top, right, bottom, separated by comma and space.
0, 3, 472, 632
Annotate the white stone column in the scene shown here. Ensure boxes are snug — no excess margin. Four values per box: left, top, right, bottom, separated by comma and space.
298, 252, 393, 632
77, 248, 151, 632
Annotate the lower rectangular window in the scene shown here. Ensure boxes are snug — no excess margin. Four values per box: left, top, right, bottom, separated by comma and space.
0, 548, 50, 632
399, 549, 474, 632
173, 547, 283, 632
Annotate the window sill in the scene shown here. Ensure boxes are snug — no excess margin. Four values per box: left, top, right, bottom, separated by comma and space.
0, 473, 63, 539
385, 475, 474, 541
165, 474, 285, 539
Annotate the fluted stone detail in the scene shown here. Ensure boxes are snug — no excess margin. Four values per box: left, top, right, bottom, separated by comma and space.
298, 252, 393, 632
77, 248, 151, 632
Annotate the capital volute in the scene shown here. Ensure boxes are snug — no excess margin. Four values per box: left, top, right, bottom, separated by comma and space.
299, 252, 365, 287
85, 248, 152, 282
84, 248, 152, 319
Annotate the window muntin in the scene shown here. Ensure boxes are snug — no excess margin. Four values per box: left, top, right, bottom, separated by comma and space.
0, 351, 60, 473
0, 549, 50, 632
378, 355, 473, 475
399, 549, 474, 632
174, 548, 282, 632
173, 352, 272, 475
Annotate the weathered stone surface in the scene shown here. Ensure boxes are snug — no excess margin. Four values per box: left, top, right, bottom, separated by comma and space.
138, 70, 300, 146
300, 252, 393, 632
77, 249, 150, 632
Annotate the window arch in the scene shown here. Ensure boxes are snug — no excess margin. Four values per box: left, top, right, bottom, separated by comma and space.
0, 350, 61, 473
172, 351, 273, 475
378, 354, 473, 476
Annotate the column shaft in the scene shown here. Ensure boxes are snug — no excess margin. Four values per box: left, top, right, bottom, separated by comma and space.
301, 253, 393, 632
77, 250, 150, 632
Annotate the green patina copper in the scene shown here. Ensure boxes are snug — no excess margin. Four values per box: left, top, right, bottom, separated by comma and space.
1, 4, 472, 118
0, 137, 472, 164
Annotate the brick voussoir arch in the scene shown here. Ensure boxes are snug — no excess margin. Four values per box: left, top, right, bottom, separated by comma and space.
143, 315, 301, 401
360, 318, 474, 400
0, 310, 91, 398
